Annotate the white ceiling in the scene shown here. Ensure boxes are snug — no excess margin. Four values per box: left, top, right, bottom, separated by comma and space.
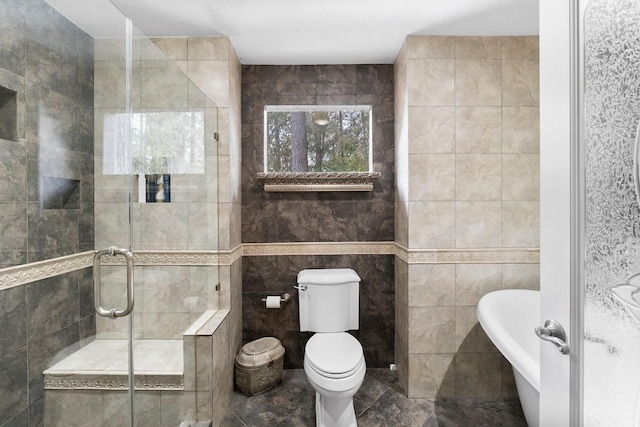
46, 0, 539, 64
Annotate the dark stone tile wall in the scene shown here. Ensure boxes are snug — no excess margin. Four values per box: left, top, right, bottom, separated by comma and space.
0, 269, 95, 427
242, 254, 395, 369
0, 0, 95, 425
241, 65, 395, 368
0, 0, 94, 268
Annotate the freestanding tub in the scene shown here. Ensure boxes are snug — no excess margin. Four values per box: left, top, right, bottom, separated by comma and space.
477, 289, 540, 427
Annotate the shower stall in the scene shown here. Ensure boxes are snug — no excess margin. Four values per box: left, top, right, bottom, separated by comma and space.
0, 0, 238, 425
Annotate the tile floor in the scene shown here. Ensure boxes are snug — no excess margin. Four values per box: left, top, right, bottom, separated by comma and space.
221, 369, 528, 427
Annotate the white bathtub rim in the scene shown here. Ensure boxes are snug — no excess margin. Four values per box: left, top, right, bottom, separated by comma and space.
477, 288, 541, 392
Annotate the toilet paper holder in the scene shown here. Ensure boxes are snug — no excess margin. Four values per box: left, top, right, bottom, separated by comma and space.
261, 293, 291, 303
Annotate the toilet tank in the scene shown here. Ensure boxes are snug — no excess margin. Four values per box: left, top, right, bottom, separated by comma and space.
297, 268, 360, 333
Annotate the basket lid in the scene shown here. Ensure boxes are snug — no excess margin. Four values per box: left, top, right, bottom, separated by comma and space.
235, 337, 285, 367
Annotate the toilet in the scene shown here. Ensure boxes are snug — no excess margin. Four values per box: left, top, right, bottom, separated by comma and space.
297, 268, 366, 427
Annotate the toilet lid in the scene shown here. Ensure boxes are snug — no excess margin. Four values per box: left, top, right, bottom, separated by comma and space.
305, 333, 364, 378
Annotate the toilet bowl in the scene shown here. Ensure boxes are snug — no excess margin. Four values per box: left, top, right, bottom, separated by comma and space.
303, 332, 366, 427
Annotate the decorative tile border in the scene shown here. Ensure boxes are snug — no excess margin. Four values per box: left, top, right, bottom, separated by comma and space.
0, 243, 539, 289
242, 241, 395, 256
99, 246, 243, 267
242, 242, 539, 264
257, 172, 381, 192
0, 251, 94, 290
44, 374, 184, 391
401, 248, 540, 264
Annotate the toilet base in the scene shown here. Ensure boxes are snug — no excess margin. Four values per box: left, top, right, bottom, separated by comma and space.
315, 392, 357, 427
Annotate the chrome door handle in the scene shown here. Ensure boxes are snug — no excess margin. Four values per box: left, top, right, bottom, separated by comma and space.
535, 319, 570, 354
93, 246, 134, 319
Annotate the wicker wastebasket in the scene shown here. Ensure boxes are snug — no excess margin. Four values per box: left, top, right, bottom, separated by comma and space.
235, 337, 285, 396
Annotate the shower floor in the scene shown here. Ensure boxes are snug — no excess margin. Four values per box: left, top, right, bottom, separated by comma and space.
43, 339, 184, 390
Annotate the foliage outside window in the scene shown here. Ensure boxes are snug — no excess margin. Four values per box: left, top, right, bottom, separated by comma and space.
264, 105, 372, 173
102, 111, 205, 175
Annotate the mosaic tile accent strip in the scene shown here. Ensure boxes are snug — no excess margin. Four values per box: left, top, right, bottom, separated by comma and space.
257, 172, 381, 192
44, 374, 184, 391
0, 244, 539, 289
242, 242, 395, 256
0, 251, 93, 290
243, 242, 540, 264
404, 248, 540, 264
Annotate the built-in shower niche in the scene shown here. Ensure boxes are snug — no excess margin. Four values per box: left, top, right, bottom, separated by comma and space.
0, 86, 17, 142
41, 176, 81, 209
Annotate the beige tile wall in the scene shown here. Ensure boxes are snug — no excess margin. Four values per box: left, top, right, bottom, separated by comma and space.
394, 35, 540, 398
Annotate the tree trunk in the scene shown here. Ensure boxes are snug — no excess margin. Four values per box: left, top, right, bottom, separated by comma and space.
291, 111, 308, 172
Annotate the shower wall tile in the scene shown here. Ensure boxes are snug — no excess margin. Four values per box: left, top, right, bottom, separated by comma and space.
27, 206, 79, 261
0, 138, 27, 204
27, 321, 79, 404
0, 3, 97, 420
0, 348, 28, 426
0, 203, 27, 252
25, 84, 79, 151
188, 37, 230, 61
93, 61, 127, 109
187, 61, 229, 107
0, 0, 27, 77
188, 203, 219, 250
0, 286, 27, 359
151, 38, 188, 61
26, 273, 80, 337
140, 61, 190, 109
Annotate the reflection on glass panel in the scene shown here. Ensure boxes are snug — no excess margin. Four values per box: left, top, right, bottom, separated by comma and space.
102, 111, 205, 175
264, 105, 372, 173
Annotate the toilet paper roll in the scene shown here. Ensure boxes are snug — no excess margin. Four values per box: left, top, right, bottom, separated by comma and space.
265, 295, 281, 309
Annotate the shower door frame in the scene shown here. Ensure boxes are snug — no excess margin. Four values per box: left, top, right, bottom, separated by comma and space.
539, 0, 583, 425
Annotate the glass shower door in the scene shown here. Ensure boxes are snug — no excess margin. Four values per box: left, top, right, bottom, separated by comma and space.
581, 0, 640, 425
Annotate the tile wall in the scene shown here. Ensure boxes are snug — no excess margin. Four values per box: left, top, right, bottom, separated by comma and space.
394, 36, 540, 398
241, 65, 396, 368
0, 0, 95, 425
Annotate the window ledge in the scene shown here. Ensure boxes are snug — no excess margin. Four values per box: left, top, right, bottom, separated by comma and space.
257, 172, 381, 192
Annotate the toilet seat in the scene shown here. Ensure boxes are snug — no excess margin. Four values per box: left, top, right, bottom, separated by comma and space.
305, 332, 364, 379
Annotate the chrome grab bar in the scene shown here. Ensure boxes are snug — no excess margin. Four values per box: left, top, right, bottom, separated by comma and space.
93, 246, 134, 319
